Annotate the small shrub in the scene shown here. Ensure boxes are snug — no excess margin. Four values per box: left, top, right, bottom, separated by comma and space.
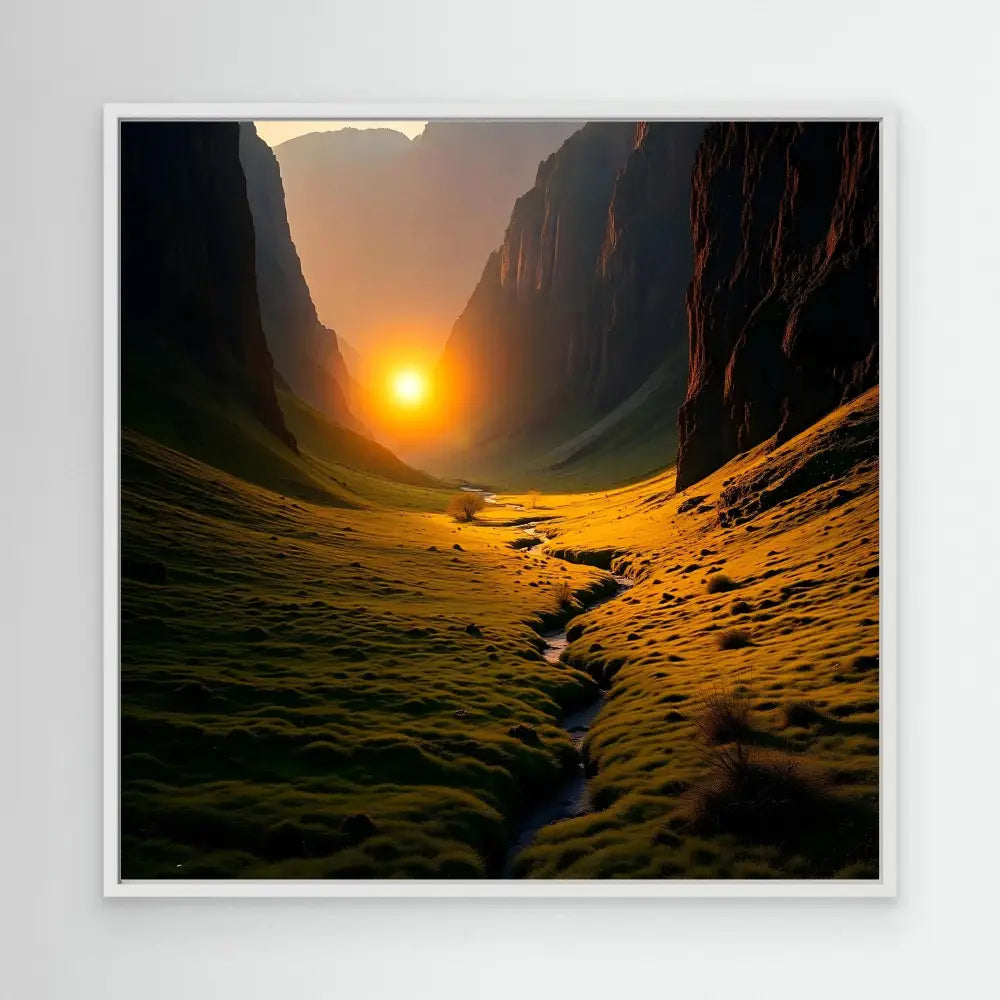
446, 492, 486, 522
554, 581, 574, 607
697, 679, 753, 745
718, 628, 753, 650
706, 573, 738, 594
508, 723, 539, 744
689, 748, 830, 844
783, 700, 823, 728
687, 670, 836, 848
730, 599, 752, 615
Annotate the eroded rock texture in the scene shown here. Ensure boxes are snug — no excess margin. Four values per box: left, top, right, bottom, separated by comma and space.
676, 121, 879, 489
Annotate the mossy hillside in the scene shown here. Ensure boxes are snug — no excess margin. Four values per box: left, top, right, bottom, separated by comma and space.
122, 339, 449, 511
499, 388, 880, 878
121, 432, 609, 878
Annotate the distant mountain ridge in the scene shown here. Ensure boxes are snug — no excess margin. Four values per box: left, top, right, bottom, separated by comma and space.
273, 121, 581, 360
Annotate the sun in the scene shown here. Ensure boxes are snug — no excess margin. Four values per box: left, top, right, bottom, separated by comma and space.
390, 368, 427, 407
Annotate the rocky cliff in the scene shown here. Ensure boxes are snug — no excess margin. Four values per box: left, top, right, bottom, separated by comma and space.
676, 121, 879, 489
238, 124, 359, 428
590, 121, 707, 408
439, 121, 705, 458
120, 121, 295, 449
440, 123, 637, 440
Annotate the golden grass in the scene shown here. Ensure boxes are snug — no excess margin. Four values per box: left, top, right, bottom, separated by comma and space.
122, 386, 879, 880
502, 388, 880, 878
120, 432, 609, 878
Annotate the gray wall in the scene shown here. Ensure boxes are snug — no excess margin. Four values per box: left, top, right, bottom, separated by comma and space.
1, 1, 994, 997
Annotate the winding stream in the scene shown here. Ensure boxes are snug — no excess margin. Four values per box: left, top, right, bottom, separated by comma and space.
464, 488, 633, 873
504, 572, 632, 873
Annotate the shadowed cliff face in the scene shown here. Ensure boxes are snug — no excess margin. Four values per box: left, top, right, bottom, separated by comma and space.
440, 123, 638, 443
438, 121, 705, 465
676, 121, 879, 490
591, 121, 707, 408
120, 121, 294, 449
238, 124, 360, 429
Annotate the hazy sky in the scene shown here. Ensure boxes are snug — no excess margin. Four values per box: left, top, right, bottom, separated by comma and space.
254, 120, 428, 147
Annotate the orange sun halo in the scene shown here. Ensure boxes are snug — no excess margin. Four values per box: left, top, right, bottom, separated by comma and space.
390, 369, 428, 407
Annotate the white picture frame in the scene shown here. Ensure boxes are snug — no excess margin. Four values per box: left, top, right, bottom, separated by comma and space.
104, 103, 897, 899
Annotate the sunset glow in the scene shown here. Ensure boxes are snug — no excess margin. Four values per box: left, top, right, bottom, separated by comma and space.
390, 369, 428, 407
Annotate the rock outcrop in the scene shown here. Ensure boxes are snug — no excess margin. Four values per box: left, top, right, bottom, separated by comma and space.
676, 121, 879, 489
120, 121, 295, 449
238, 124, 359, 428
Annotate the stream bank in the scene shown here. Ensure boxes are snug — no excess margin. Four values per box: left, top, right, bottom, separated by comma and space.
465, 488, 634, 875
504, 572, 632, 874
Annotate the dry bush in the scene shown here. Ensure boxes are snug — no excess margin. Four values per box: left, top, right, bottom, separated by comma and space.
689, 747, 830, 843
718, 627, 753, 650
706, 573, 738, 594
553, 581, 574, 607
690, 673, 831, 843
696, 676, 754, 745
446, 492, 486, 522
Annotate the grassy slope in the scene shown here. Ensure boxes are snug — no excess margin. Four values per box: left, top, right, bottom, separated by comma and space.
121, 433, 610, 878
497, 388, 880, 878
275, 385, 453, 512
122, 340, 348, 507
123, 340, 446, 509
419, 349, 688, 494
122, 370, 878, 880
537, 349, 688, 491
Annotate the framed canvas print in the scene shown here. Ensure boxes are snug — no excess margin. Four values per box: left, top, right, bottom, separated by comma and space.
104, 105, 896, 897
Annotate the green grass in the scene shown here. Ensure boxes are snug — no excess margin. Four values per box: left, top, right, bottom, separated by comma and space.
122, 337, 446, 510
499, 389, 880, 879
416, 349, 689, 494
276, 384, 446, 497
121, 432, 608, 878
121, 378, 879, 881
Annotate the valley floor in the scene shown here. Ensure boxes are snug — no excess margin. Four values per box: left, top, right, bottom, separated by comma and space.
121, 388, 879, 880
